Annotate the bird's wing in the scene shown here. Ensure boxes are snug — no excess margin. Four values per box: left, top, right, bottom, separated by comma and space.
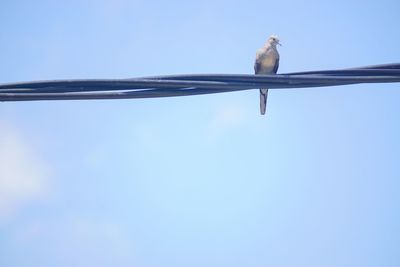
254, 51, 262, 74
273, 57, 280, 74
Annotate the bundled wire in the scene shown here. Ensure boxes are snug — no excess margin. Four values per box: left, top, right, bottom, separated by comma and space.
1, 63, 400, 102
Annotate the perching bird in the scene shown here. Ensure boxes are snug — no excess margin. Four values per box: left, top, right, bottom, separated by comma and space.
254, 35, 281, 115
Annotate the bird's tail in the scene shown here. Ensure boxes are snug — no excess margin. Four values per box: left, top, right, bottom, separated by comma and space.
259, 88, 268, 115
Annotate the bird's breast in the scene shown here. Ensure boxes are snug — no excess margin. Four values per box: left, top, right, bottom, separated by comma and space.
259, 56, 276, 73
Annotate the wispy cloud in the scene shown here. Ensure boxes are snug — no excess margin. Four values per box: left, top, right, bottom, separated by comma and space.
0, 122, 49, 220
130, 124, 163, 153
205, 103, 248, 141
13, 216, 137, 267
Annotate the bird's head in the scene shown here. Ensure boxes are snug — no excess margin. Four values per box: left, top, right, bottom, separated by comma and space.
267, 35, 281, 47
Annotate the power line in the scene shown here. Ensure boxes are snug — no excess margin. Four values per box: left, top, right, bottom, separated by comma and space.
1, 63, 400, 102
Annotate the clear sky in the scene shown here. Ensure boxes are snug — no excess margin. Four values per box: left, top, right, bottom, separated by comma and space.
1, 0, 400, 266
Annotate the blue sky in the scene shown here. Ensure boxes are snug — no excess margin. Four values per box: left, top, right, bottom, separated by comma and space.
1, 0, 400, 266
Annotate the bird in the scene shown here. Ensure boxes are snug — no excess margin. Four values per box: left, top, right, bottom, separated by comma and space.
254, 35, 281, 115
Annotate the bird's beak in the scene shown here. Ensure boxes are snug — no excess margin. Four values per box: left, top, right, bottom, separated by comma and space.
277, 42, 282, 46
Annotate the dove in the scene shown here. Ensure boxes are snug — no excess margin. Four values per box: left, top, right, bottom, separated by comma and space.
254, 35, 281, 115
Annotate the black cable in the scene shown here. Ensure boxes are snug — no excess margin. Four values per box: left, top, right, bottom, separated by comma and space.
1, 63, 400, 102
